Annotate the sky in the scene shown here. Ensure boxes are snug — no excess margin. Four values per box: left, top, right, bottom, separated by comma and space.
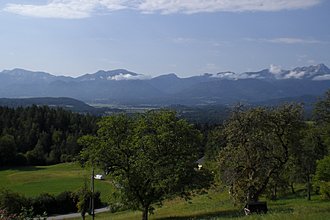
0, 0, 329, 77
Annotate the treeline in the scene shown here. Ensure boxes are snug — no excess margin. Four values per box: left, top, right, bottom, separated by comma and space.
0, 105, 98, 166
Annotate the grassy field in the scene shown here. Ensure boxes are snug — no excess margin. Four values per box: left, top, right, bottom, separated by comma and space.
0, 163, 114, 201
1, 164, 330, 220
73, 189, 330, 220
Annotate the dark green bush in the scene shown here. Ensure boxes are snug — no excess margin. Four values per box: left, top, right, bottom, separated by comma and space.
32, 193, 56, 215
0, 189, 103, 216
0, 189, 29, 214
55, 191, 78, 214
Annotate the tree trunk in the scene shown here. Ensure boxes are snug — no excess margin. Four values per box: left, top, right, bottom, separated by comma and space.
307, 175, 311, 201
142, 206, 149, 220
272, 185, 277, 200
290, 182, 295, 194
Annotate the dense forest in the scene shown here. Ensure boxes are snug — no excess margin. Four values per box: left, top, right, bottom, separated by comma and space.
0, 105, 98, 166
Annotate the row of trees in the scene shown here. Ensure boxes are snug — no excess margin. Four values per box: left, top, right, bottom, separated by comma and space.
0, 105, 97, 166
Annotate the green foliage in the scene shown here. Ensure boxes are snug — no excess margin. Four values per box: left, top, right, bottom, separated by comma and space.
215, 104, 304, 204
314, 155, 330, 199
76, 182, 92, 220
314, 90, 330, 124
0, 189, 29, 214
79, 110, 211, 220
0, 135, 16, 166
0, 186, 101, 218
55, 191, 77, 214
74, 181, 102, 220
32, 193, 56, 215
204, 125, 226, 161
313, 90, 330, 153
289, 123, 327, 200
0, 105, 97, 166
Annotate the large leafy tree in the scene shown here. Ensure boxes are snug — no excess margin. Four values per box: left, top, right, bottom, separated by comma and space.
216, 104, 304, 203
79, 111, 208, 220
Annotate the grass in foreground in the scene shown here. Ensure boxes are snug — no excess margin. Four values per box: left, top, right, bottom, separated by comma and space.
1, 164, 330, 219
0, 163, 114, 201
74, 190, 330, 220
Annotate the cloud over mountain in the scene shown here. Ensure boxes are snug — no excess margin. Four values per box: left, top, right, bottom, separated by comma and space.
1, 64, 330, 105
3, 0, 322, 19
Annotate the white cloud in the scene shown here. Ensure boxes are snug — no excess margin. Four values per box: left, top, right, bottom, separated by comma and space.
265, 37, 323, 44
3, 0, 322, 18
246, 37, 328, 45
172, 37, 195, 44
269, 64, 282, 74
110, 73, 150, 80
212, 71, 260, 80
3, 0, 128, 19
313, 75, 330, 81
284, 70, 307, 79
137, 0, 321, 14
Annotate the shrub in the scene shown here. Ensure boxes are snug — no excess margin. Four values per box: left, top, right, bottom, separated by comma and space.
32, 193, 56, 215
319, 182, 330, 199
55, 191, 78, 214
0, 189, 103, 217
0, 189, 29, 214
314, 156, 330, 199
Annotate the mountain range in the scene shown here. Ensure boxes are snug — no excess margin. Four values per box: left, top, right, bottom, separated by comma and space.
0, 64, 330, 106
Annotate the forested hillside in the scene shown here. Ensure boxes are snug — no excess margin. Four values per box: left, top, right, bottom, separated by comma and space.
0, 105, 97, 166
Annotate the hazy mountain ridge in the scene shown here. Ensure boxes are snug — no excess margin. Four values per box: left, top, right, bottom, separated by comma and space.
0, 97, 124, 115
0, 64, 330, 105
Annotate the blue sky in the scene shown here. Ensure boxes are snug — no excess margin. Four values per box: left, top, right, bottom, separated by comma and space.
0, 0, 329, 77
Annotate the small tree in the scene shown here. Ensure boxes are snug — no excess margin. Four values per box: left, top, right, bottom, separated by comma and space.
76, 181, 92, 220
79, 111, 210, 220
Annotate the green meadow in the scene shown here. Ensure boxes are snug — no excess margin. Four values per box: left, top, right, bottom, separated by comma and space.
74, 191, 330, 220
0, 163, 114, 201
1, 163, 330, 220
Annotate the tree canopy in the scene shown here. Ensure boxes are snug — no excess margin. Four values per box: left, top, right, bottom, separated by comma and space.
79, 110, 210, 220
216, 104, 304, 203
0, 105, 97, 166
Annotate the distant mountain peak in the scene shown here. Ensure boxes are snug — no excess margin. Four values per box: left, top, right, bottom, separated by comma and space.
77, 69, 148, 81
256, 63, 330, 81
153, 73, 180, 80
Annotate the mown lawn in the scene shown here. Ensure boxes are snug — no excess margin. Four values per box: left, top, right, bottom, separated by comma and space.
0, 163, 114, 201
